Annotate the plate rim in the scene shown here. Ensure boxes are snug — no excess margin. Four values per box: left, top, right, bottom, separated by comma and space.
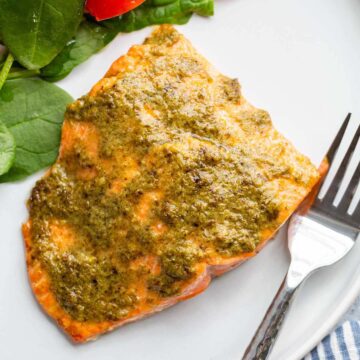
285, 262, 360, 360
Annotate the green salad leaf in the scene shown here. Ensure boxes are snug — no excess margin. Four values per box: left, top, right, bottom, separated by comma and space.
104, 0, 214, 33
0, 78, 73, 182
0, 52, 14, 91
41, 20, 117, 82
0, 119, 15, 176
0, 0, 84, 70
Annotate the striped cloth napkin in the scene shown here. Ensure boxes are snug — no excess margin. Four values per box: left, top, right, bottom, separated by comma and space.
304, 321, 360, 360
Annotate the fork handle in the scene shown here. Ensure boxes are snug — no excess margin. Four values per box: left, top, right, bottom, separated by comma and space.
242, 275, 297, 360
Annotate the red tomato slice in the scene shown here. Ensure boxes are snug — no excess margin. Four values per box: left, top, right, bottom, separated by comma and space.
86, 0, 146, 21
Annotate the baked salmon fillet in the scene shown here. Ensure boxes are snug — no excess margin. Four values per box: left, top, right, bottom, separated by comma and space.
23, 25, 319, 343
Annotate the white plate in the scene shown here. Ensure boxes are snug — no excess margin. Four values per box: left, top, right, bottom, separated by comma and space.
1, 0, 360, 359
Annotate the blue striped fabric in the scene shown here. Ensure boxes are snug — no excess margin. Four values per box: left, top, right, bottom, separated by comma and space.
304, 321, 360, 360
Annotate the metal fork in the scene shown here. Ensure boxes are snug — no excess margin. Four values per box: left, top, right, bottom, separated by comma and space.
242, 114, 360, 360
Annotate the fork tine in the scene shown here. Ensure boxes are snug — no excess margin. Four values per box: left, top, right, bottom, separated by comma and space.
322, 122, 360, 205
338, 161, 360, 212
353, 202, 360, 225
326, 113, 351, 163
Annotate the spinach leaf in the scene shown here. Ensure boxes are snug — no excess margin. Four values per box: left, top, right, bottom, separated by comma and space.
103, 0, 214, 33
0, 119, 15, 176
0, 78, 73, 182
7, 69, 40, 80
41, 20, 117, 82
0, 52, 13, 91
0, 0, 84, 70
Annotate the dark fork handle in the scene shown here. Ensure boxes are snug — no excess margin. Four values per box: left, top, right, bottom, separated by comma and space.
242, 276, 297, 360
